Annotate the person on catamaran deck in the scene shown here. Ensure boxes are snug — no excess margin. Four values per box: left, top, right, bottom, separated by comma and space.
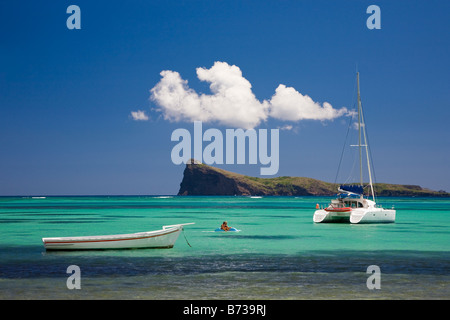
220, 221, 231, 231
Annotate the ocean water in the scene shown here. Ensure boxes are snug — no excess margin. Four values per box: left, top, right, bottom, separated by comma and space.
0, 196, 448, 300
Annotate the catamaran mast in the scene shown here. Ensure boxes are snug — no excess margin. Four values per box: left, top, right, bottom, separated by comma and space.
357, 72, 363, 187
357, 72, 375, 201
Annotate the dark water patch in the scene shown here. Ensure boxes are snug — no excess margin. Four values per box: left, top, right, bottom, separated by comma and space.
42, 220, 104, 224
394, 222, 421, 226
1, 216, 106, 223
102, 215, 144, 219
0, 219, 35, 223
425, 225, 450, 228
0, 246, 448, 279
162, 211, 210, 214
0, 211, 41, 214
13, 212, 97, 217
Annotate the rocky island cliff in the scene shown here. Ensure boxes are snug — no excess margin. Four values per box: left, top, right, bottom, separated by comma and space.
178, 161, 449, 197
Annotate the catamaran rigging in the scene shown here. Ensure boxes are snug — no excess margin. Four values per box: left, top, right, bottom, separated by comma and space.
313, 72, 395, 224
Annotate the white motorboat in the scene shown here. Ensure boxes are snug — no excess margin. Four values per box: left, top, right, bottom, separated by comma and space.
313, 73, 395, 224
42, 223, 194, 250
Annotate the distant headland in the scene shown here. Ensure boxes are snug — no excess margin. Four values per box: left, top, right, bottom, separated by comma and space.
178, 160, 449, 197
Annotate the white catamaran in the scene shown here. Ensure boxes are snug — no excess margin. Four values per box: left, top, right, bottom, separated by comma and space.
313, 73, 395, 224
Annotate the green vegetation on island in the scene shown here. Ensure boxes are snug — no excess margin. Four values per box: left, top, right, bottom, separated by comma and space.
178, 162, 449, 197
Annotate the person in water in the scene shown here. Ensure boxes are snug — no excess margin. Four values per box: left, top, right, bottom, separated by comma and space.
220, 221, 231, 231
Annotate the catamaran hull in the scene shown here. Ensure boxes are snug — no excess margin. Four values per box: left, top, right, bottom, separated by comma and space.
314, 209, 395, 224
42, 226, 183, 250
350, 208, 395, 224
313, 209, 351, 223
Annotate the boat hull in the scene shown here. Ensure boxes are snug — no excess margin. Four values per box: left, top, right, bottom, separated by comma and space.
350, 208, 396, 224
42, 226, 183, 250
314, 208, 395, 224
313, 209, 351, 223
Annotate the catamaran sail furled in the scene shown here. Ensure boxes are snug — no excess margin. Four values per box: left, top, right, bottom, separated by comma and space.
313, 73, 396, 224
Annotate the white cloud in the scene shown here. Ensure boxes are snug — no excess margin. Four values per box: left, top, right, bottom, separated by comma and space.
150, 62, 268, 129
269, 84, 349, 121
130, 110, 149, 121
353, 121, 365, 130
150, 61, 349, 129
278, 124, 293, 131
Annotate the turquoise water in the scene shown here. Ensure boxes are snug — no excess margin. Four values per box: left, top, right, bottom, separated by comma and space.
0, 196, 449, 299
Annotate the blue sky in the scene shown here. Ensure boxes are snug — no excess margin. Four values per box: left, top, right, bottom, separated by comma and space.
1, 0, 449, 195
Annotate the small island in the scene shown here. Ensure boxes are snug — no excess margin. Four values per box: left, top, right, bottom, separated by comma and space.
178, 160, 449, 197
